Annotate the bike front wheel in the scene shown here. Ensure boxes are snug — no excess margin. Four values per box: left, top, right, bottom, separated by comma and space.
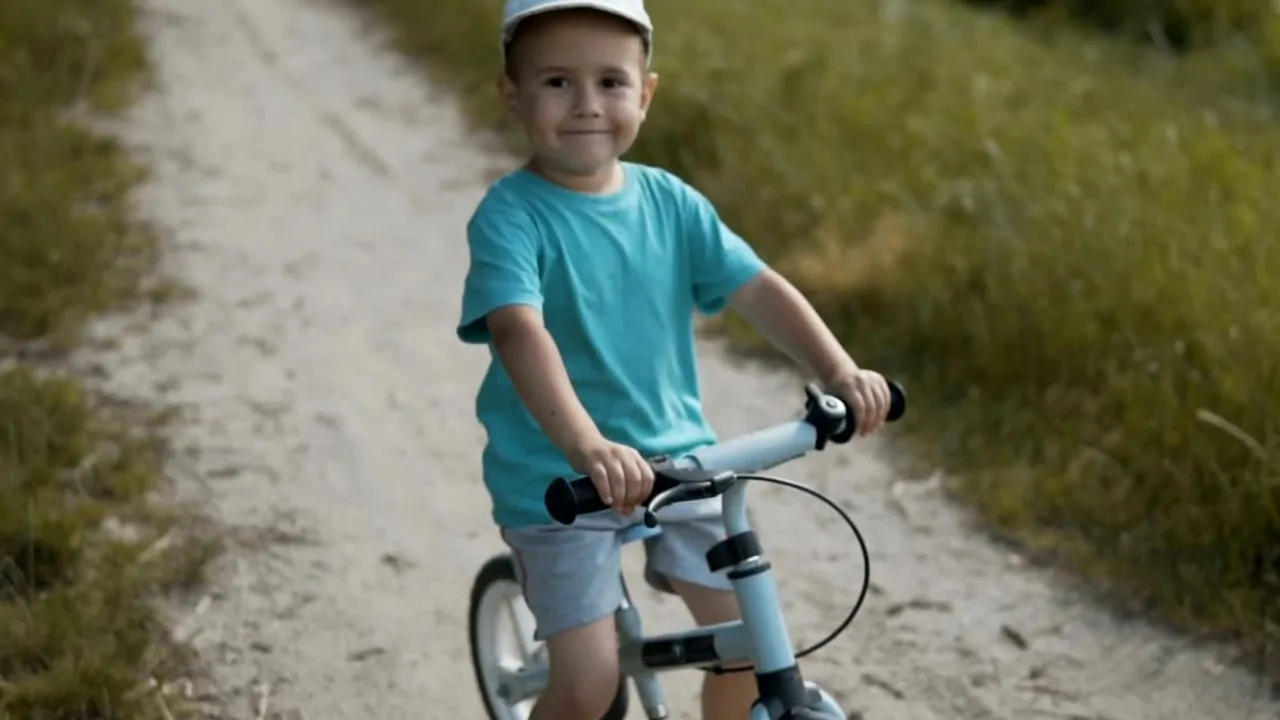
803, 682, 846, 718
468, 553, 628, 720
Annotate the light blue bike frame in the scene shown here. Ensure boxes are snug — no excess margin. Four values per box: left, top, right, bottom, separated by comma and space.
500, 413, 852, 719
622, 418, 846, 719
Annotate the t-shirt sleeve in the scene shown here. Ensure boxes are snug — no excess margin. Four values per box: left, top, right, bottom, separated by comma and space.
456, 193, 543, 344
677, 176, 767, 316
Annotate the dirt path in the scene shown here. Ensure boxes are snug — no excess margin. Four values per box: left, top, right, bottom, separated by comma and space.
82, 0, 1276, 717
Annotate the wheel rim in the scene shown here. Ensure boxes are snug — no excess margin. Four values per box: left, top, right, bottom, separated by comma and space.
475, 574, 545, 719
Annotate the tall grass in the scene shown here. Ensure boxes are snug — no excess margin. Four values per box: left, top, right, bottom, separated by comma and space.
1, 1, 216, 716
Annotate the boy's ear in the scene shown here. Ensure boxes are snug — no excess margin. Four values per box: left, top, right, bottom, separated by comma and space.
639, 72, 659, 116
497, 73, 520, 117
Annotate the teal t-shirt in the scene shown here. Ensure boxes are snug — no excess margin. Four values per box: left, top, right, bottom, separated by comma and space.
456, 162, 766, 528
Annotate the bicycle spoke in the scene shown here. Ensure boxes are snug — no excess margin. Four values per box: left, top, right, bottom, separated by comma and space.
506, 596, 540, 662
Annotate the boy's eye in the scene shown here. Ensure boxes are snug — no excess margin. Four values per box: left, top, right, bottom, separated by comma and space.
543, 76, 569, 88
601, 77, 627, 89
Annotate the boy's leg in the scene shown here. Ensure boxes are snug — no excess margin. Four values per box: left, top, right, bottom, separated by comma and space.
644, 518, 758, 720
668, 578, 758, 720
533, 617, 622, 720
501, 522, 627, 720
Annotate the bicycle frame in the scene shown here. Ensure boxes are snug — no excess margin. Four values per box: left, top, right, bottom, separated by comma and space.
630, 420, 845, 719
502, 417, 848, 719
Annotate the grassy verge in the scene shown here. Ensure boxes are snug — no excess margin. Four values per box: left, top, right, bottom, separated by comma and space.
352, 0, 1280, 667
1, 1, 216, 717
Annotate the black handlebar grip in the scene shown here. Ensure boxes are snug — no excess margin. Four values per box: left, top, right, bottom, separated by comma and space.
887, 380, 908, 422
544, 476, 607, 525
832, 380, 907, 444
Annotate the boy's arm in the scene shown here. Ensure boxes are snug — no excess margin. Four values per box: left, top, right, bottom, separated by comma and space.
458, 195, 602, 457
487, 305, 654, 510
727, 268, 858, 385
486, 305, 604, 457
458, 193, 650, 510
669, 169, 890, 431
728, 268, 893, 436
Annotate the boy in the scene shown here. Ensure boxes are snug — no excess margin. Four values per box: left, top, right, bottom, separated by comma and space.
456, 1, 894, 717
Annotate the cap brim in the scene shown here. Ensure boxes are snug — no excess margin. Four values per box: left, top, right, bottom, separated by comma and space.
501, 0, 653, 43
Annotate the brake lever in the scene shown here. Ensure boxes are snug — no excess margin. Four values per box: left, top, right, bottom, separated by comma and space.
643, 472, 738, 528
643, 486, 685, 528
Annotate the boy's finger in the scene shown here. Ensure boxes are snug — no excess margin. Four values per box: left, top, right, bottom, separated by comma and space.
849, 389, 864, 434
637, 457, 655, 504
619, 462, 639, 509
872, 386, 888, 430
627, 458, 647, 508
591, 461, 612, 504
639, 454, 655, 482
856, 388, 878, 434
632, 458, 649, 506
606, 458, 627, 511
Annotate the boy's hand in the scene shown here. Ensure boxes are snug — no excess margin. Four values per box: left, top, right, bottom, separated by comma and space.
567, 435, 655, 516
825, 368, 893, 437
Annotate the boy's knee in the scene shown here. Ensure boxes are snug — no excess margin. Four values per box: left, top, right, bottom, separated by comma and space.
550, 669, 621, 719
545, 657, 621, 719
541, 618, 622, 719
669, 578, 742, 626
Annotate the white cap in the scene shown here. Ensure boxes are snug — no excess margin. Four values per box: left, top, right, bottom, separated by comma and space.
501, 0, 653, 57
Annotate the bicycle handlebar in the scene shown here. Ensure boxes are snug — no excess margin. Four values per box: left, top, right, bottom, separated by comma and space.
544, 381, 907, 526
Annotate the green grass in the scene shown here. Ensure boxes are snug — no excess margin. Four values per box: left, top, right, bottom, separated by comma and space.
1, 0, 217, 717
352, 0, 1280, 669
973, 0, 1280, 60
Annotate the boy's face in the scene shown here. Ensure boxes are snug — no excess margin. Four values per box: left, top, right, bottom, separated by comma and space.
501, 10, 658, 182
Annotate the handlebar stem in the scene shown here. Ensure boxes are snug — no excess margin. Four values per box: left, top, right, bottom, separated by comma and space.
721, 479, 752, 539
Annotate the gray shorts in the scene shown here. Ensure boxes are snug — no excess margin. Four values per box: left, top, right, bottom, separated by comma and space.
500, 502, 733, 641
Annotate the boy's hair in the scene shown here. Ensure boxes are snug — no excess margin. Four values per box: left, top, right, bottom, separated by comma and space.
501, 5, 652, 80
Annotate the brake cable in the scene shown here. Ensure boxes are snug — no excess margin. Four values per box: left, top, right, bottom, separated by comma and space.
698, 473, 872, 675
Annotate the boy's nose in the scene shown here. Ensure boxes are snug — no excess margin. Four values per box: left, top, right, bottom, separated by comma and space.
572, 88, 603, 116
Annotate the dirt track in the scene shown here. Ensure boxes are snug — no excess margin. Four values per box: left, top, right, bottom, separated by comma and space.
81, 0, 1279, 717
